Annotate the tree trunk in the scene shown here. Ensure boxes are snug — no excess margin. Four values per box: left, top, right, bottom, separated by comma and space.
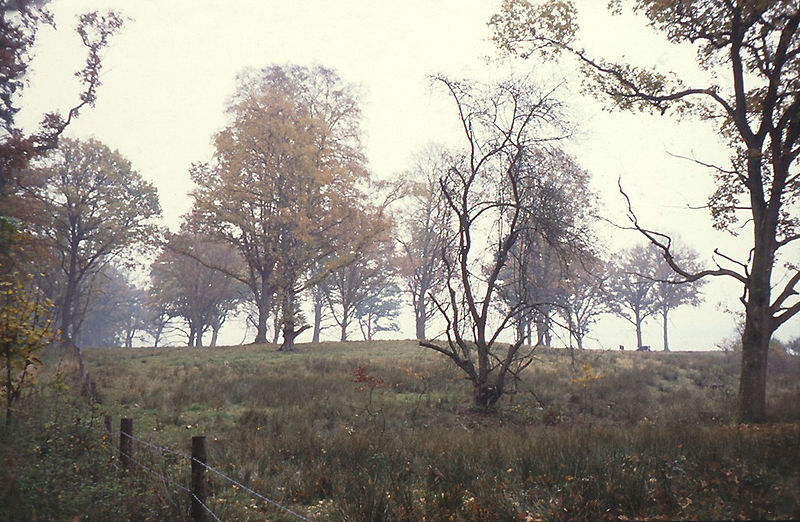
535, 313, 548, 347
272, 311, 281, 344
526, 319, 532, 346
736, 151, 777, 424
473, 381, 501, 409
279, 289, 298, 352
312, 298, 322, 343
737, 316, 771, 423
59, 269, 78, 346
414, 298, 426, 340
210, 326, 219, 347
662, 310, 669, 352
634, 309, 643, 348
515, 312, 526, 345
254, 300, 269, 344
340, 317, 348, 342
153, 325, 162, 348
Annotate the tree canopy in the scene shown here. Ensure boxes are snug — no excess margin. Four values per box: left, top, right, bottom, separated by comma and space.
492, 0, 800, 422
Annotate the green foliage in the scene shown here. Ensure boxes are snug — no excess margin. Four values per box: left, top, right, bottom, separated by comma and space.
0, 370, 177, 521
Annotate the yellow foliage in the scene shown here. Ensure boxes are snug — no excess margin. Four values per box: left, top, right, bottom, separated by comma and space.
1, 271, 55, 419
572, 361, 601, 390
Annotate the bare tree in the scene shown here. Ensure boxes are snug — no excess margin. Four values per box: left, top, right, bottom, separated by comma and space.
492, 0, 800, 422
420, 75, 570, 409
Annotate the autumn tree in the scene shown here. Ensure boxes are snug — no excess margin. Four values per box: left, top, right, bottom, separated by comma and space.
191, 64, 371, 350
1, 3, 122, 200
421, 75, 571, 409
151, 230, 244, 347
493, 0, 800, 422
397, 146, 452, 340
1, 270, 54, 423
606, 244, 659, 349
26, 138, 160, 352
651, 244, 706, 351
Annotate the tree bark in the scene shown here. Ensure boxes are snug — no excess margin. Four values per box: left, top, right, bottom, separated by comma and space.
634, 309, 644, 348
414, 297, 426, 340
210, 326, 219, 347
662, 310, 669, 352
59, 259, 78, 346
312, 298, 322, 343
253, 301, 270, 344
735, 147, 779, 423
340, 317, 348, 342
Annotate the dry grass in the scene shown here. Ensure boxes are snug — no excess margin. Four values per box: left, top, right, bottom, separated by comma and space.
3, 340, 799, 520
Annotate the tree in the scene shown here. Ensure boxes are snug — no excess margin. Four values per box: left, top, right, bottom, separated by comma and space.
26, 138, 160, 351
495, 147, 596, 347
560, 257, 609, 350
606, 244, 659, 349
322, 232, 398, 341
356, 280, 402, 341
151, 230, 244, 347
397, 146, 452, 340
1, 270, 54, 423
492, 0, 800, 422
75, 266, 149, 348
191, 64, 370, 350
0, 4, 123, 198
420, 75, 571, 409
651, 244, 706, 351
309, 283, 333, 343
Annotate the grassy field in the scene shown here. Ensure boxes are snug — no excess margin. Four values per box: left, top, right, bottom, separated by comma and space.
2, 340, 800, 520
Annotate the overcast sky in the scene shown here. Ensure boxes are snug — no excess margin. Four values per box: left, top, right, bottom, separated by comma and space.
19, 0, 799, 348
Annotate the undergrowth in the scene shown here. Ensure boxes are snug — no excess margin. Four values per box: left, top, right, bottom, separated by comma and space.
2, 341, 798, 520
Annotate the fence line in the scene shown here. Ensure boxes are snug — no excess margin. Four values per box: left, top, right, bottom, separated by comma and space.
104, 417, 312, 521
105, 429, 221, 521
191, 492, 224, 522
123, 431, 192, 460
191, 456, 312, 522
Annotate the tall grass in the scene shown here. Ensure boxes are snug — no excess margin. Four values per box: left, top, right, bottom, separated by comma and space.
3, 341, 799, 520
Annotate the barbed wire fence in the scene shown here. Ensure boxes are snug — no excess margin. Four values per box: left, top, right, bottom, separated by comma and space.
103, 416, 312, 522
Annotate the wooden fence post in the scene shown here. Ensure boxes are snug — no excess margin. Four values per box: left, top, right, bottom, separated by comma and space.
191, 436, 207, 521
119, 418, 133, 468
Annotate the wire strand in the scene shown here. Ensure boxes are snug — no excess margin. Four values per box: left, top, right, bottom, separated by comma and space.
108, 432, 308, 521
122, 432, 191, 460
192, 492, 224, 522
192, 457, 312, 521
